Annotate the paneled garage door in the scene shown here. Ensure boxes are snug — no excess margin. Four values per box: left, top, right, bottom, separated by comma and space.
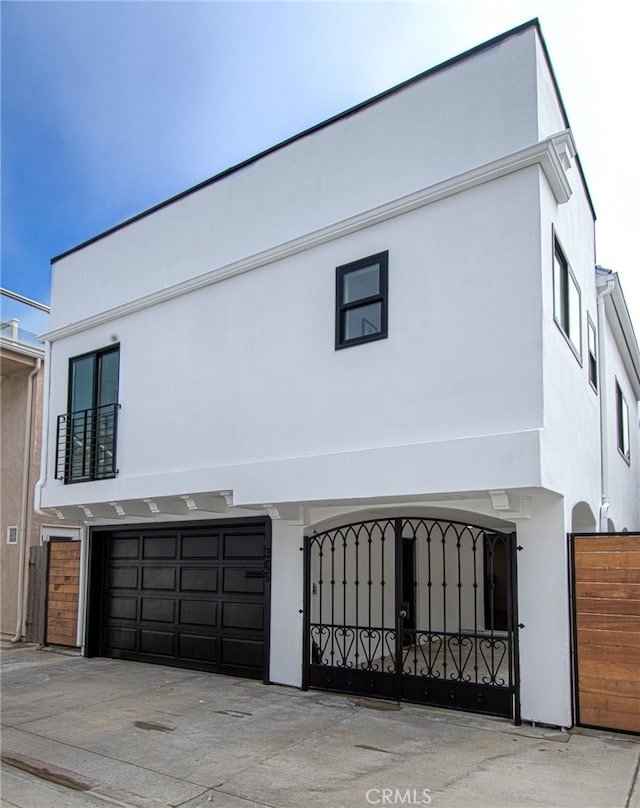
88, 519, 270, 680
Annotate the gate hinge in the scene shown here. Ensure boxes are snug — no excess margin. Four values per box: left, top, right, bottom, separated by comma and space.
517, 545, 524, 551
518, 623, 525, 629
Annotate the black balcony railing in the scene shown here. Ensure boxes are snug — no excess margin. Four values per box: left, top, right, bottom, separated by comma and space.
56, 403, 120, 483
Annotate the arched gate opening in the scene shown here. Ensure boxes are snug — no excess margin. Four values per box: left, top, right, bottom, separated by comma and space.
303, 517, 520, 721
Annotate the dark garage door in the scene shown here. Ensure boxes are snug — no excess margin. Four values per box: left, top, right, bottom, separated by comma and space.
88, 518, 270, 680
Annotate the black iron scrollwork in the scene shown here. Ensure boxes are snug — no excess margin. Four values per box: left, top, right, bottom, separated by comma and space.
306, 517, 516, 718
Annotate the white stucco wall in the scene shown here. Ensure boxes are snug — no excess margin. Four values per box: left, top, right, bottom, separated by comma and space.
268, 520, 304, 687
534, 34, 567, 142
49, 26, 541, 330
601, 311, 640, 530
539, 167, 600, 517
516, 493, 572, 727
537, 123, 639, 534
38, 22, 637, 730
43, 167, 546, 511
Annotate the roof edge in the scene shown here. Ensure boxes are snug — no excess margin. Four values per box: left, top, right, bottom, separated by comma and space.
52, 18, 542, 264
0, 339, 45, 361
597, 268, 640, 394
533, 22, 596, 220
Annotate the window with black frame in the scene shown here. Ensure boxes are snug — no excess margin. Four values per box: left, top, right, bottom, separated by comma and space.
335, 251, 388, 349
57, 345, 120, 482
616, 381, 631, 463
552, 236, 581, 360
587, 316, 598, 391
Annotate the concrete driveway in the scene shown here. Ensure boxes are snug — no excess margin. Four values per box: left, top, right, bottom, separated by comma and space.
1, 642, 639, 808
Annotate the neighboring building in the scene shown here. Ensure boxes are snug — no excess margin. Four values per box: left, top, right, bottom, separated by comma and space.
37, 20, 639, 731
1, 290, 82, 647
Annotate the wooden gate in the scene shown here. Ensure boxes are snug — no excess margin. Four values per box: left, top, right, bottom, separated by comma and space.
46, 540, 81, 647
25, 546, 46, 643
570, 533, 640, 734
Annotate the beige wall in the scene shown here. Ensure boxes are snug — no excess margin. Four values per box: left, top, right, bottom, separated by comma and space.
1, 350, 53, 637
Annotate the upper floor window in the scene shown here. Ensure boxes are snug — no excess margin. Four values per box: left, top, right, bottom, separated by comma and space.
553, 237, 581, 360
616, 381, 630, 463
336, 251, 388, 349
56, 345, 120, 483
587, 316, 597, 391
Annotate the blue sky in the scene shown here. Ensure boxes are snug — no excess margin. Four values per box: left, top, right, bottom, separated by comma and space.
1, 0, 638, 332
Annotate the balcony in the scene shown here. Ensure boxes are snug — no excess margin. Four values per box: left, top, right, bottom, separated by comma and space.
55, 403, 120, 483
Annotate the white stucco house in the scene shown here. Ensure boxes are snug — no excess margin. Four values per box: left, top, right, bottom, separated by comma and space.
37, 20, 640, 730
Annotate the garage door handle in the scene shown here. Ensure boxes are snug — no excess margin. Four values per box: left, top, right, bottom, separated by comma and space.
245, 571, 264, 579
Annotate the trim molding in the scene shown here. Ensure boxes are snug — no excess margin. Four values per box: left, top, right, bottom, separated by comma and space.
51, 20, 552, 264
43, 132, 574, 342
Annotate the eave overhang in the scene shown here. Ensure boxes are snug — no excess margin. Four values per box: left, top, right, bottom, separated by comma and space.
42, 132, 576, 344
598, 269, 640, 399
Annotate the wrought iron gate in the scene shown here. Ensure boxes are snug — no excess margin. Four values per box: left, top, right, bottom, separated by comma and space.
303, 518, 520, 721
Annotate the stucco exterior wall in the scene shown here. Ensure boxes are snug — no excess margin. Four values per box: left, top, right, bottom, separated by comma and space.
269, 520, 304, 687
49, 26, 541, 329
35, 22, 639, 729
602, 312, 640, 530
537, 137, 639, 536
43, 167, 546, 511
0, 362, 47, 636
539, 168, 600, 518
534, 34, 568, 142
